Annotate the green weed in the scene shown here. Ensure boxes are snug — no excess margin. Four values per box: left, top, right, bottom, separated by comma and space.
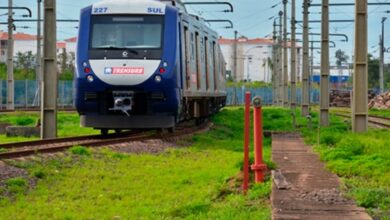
69, 146, 90, 156
5, 177, 27, 194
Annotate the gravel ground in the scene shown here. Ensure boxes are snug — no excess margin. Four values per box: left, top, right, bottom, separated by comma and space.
106, 138, 192, 154
0, 161, 36, 198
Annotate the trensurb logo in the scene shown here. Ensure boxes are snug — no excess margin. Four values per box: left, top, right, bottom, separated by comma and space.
147, 7, 163, 14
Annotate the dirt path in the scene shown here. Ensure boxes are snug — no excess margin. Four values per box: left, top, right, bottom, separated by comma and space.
271, 133, 372, 220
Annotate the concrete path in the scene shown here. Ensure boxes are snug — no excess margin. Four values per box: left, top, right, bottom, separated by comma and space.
271, 133, 372, 220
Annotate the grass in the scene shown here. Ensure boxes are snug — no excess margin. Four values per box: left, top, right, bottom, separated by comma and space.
0, 111, 99, 143
0, 107, 275, 219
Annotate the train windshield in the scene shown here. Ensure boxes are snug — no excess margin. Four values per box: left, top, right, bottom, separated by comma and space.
90, 15, 163, 50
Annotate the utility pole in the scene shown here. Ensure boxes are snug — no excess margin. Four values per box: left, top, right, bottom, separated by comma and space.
310, 41, 314, 106
309, 41, 314, 106
352, 0, 368, 133
272, 20, 278, 105
301, 0, 310, 116
290, 0, 296, 110
7, 0, 14, 110
233, 30, 238, 82
36, 0, 42, 106
320, 0, 330, 126
278, 11, 283, 106
297, 48, 301, 82
232, 30, 238, 105
283, 0, 288, 107
379, 17, 387, 94
41, 0, 58, 139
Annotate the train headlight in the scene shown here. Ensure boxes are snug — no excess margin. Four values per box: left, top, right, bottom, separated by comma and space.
82, 62, 88, 67
154, 75, 162, 83
86, 75, 94, 83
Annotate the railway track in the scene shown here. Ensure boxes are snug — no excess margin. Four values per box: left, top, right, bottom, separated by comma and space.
0, 122, 211, 160
333, 113, 390, 129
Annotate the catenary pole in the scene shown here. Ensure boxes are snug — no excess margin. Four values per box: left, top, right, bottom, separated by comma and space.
272, 20, 278, 105
278, 11, 283, 106
352, 0, 368, 132
290, 0, 296, 109
310, 41, 314, 106
320, 0, 330, 126
7, 0, 14, 110
283, 0, 288, 107
379, 17, 386, 94
41, 0, 58, 139
36, 0, 42, 106
302, 0, 310, 116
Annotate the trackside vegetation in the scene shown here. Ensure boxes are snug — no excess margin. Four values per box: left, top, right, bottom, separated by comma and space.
0, 112, 99, 143
0, 107, 278, 219
0, 107, 389, 219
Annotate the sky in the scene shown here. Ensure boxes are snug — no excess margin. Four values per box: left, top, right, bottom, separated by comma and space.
1, 0, 390, 65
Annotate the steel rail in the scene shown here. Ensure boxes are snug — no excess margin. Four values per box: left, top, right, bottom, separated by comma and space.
334, 113, 390, 129
0, 130, 141, 149
0, 122, 212, 159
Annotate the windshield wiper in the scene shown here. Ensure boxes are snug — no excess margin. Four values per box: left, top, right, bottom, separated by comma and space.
95, 46, 139, 55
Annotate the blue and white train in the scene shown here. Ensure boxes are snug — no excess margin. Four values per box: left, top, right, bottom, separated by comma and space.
75, 0, 226, 134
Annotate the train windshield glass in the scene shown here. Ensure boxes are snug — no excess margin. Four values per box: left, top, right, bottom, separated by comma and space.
90, 15, 163, 49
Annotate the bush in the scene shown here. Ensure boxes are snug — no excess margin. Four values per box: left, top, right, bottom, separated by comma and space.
353, 188, 390, 208
319, 131, 340, 146
14, 117, 35, 126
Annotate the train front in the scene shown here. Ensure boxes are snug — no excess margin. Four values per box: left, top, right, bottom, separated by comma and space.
75, 0, 180, 132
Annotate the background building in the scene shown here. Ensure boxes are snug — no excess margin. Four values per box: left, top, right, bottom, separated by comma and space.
219, 37, 301, 83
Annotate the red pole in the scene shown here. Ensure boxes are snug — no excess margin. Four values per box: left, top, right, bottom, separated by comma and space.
251, 97, 267, 183
242, 91, 251, 194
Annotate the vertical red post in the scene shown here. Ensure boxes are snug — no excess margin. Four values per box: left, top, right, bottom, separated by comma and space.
251, 97, 267, 183
242, 91, 251, 194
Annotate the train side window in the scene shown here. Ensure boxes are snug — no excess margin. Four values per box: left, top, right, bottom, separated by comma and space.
195, 32, 201, 90
204, 37, 209, 91
190, 33, 195, 60
213, 41, 218, 91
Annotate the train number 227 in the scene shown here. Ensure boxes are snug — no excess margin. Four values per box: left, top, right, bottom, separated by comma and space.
93, 7, 108, 13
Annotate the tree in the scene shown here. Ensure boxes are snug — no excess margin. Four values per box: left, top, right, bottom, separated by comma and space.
15, 51, 36, 72
335, 49, 349, 67
368, 54, 380, 89
335, 49, 349, 89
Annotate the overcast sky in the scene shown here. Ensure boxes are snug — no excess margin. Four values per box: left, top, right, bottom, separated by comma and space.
1, 0, 389, 64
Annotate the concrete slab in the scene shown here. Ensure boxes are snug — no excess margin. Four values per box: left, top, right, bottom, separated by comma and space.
271, 133, 372, 220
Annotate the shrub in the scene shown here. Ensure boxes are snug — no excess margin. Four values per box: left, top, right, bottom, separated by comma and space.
319, 131, 340, 146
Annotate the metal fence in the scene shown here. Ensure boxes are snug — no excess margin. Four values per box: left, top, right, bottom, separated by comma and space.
0, 81, 321, 108
0, 80, 75, 108
226, 86, 320, 105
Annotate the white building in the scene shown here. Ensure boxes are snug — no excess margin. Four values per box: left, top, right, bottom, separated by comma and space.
0, 31, 72, 64
0, 32, 37, 63
219, 37, 301, 83
64, 37, 77, 54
